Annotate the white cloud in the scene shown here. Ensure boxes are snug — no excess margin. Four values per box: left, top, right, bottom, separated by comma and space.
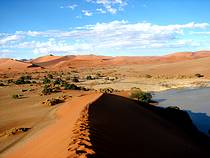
60, 4, 78, 10
0, 49, 14, 58
191, 31, 210, 35
0, 35, 22, 45
86, 0, 127, 14
96, 8, 106, 14
67, 4, 78, 10
29, 39, 94, 56
0, 21, 209, 56
82, 10, 93, 16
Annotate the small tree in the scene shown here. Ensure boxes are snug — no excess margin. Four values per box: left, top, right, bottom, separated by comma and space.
130, 89, 152, 103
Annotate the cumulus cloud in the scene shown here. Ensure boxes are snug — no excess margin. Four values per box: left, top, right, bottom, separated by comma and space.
0, 35, 22, 45
29, 39, 94, 56
0, 21, 209, 56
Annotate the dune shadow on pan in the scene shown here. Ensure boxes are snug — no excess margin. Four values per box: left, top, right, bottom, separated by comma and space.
87, 93, 210, 158
186, 110, 210, 136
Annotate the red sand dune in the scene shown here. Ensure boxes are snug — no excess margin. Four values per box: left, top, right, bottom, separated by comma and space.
31, 55, 64, 63
1, 50, 210, 74
4, 93, 210, 158
29, 50, 210, 69
4, 92, 102, 158
0, 58, 30, 72
135, 56, 210, 76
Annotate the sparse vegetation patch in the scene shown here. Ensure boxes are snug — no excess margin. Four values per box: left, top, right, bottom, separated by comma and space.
194, 73, 204, 78
100, 87, 114, 93
0, 127, 31, 137
42, 95, 70, 106
15, 75, 32, 84
12, 94, 23, 99
130, 88, 152, 103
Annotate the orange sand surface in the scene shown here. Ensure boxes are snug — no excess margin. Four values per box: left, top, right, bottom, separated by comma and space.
4, 92, 102, 158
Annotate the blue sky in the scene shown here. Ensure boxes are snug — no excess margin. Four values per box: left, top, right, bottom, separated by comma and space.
1, 0, 210, 59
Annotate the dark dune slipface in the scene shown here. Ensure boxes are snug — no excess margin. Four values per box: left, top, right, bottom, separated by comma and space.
88, 94, 210, 158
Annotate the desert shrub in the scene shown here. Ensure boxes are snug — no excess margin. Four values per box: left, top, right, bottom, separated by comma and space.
7, 79, 13, 84
15, 79, 31, 84
72, 77, 79, 82
41, 85, 53, 95
194, 73, 204, 78
15, 79, 25, 84
65, 76, 71, 81
80, 86, 90, 91
71, 70, 79, 73
42, 98, 64, 106
105, 77, 116, 81
0, 83, 5, 86
32, 81, 37, 84
105, 77, 109, 80
109, 78, 115, 81
64, 83, 81, 90
86, 75, 94, 80
96, 72, 103, 77
54, 78, 64, 85
21, 88, 34, 92
25, 80, 31, 84
20, 75, 31, 80
130, 89, 152, 103
43, 77, 51, 84
24, 75, 32, 80
100, 87, 114, 93
21, 89, 28, 92
12, 94, 23, 99
47, 74, 53, 79
145, 74, 152, 78
15, 75, 31, 84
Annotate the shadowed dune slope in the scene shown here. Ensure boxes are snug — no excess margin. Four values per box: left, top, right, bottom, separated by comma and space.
88, 94, 210, 158
31, 55, 74, 67
31, 55, 64, 63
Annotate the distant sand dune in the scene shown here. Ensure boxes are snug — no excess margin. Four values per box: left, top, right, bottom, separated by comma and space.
1, 51, 210, 76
